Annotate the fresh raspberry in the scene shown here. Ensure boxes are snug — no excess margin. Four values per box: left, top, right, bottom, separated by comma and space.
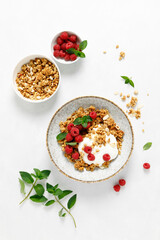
89, 111, 97, 119
59, 50, 66, 58
66, 42, 74, 50
87, 153, 95, 161
60, 32, 68, 40
65, 53, 70, 61
76, 125, 83, 131
84, 146, 92, 153
54, 44, 60, 50
67, 123, 74, 131
119, 179, 126, 186
65, 145, 73, 154
84, 122, 91, 129
69, 35, 77, 43
66, 133, 73, 142
75, 44, 79, 50
57, 37, 63, 45
70, 127, 79, 137
72, 152, 79, 160
75, 135, 83, 143
143, 163, 150, 169
61, 43, 66, 51
70, 54, 77, 61
103, 154, 111, 161
54, 50, 60, 58
113, 185, 120, 192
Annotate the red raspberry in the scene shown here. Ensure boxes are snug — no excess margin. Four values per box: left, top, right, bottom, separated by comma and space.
143, 163, 150, 169
70, 127, 79, 137
84, 146, 92, 153
72, 152, 79, 160
89, 111, 97, 119
113, 185, 120, 192
70, 54, 77, 61
60, 32, 68, 40
54, 50, 60, 58
65, 53, 70, 61
103, 154, 111, 161
75, 135, 83, 143
119, 179, 126, 186
67, 123, 74, 131
65, 145, 73, 154
66, 133, 73, 142
87, 153, 95, 161
84, 122, 91, 129
76, 125, 83, 131
69, 35, 77, 43
59, 50, 66, 58
61, 43, 66, 51
66, 42, 74, 50
75, 44, 79, 50
54, 44, 60, 50
57, 37, 63, 45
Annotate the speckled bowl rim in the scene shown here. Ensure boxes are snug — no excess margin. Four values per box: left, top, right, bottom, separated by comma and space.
46, 96, 134, 183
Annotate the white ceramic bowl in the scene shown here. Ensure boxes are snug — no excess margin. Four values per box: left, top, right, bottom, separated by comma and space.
51, 31, 82, 64
46, 96, 134, 183
13, 54, 61, 103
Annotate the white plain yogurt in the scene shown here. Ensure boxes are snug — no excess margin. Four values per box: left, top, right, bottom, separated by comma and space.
78, 126, 118, 167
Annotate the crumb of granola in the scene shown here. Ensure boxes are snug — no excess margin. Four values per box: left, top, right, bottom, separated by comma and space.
114, 91, 119, 95
142, 129, 144, 133
127, 94, 130, 98
134, 90, 139, 95
142, 121, 144, 124
119, 57, 122, 61
127, 97, 138, 108
128, 108, 141, 119
121, 95, 126, 101
103, 51, 107, 54
116, 45, 119, 49
119, 51, 125, 60
120, 92, 123, 97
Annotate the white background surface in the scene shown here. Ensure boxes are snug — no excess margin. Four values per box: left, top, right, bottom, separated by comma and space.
0, 0, 160, 239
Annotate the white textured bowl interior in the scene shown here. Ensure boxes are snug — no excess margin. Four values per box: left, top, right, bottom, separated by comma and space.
47, 96, 134, 182
13, 54, 61, 103
51, 31, 81, 64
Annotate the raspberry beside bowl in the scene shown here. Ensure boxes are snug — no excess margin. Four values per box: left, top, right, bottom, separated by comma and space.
51, 31, 82, 65
13, 54, 61, 103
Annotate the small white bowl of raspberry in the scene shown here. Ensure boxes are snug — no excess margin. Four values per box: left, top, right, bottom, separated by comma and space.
51, 31, 82, 64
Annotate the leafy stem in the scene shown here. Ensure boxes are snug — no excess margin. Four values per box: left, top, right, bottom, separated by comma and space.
19, 179, 38, 205
55, 196, 76, 228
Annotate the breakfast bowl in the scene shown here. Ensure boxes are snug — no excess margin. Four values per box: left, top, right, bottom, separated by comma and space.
51, 31, 82, 65
13, 54, 61, 103
46, 96, 134, 183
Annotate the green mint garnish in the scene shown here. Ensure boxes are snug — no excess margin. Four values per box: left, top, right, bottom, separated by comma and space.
121, 76, 134, 87
56, 132, 67, 141
143, 142, 152, 150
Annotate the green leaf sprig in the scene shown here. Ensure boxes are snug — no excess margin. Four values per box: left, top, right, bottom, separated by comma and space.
66, 40, 87, 58
19, 168, 77, 227
73, 115, 92, 128
121, 76, 134, 87
143, 142, 152, 150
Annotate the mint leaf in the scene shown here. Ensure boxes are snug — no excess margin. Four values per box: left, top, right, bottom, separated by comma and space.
121, 76, 134, 88
79, 40, 87, 51
54, 188, 63, 196
30, 195, 47, 203
83, 115, 92, 122
40, 170, 51, 179
73, 118, 82, 125
82, 122, 88, 128
56, 132, 67, 141
19, 172, 34, 184
67, 194, 77, 210
19, 178, 26, 195
31, 173, 37, 178
143, 142, 152, 150
59, 208, 66, 217
66, 48, 76, 54
66, 49, 86, 58
58, 190, 73, 200
66, 142, 77, 146
34, 184, 44, 196
45, 200, 55, 206
46, 183, 55, 194
33, 168, 41, 178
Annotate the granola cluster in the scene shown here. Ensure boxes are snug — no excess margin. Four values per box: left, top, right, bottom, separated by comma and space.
16, 58, 59, 100
58, 106, 124, 172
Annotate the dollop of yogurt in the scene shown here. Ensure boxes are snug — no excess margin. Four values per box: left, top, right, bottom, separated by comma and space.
78, 125, 118, 167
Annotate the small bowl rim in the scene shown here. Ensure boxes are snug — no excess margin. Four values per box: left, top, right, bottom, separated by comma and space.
50, 30, 82, 65
13, 54, 61, 103
46, 95, 134, 183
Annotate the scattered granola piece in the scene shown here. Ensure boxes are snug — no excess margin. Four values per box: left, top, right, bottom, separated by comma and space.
127, 94, 130, 98
114, 91, 119, 95
121, 95, 126, 101
120, 92, 123, 97
134, 90, 139, 95
127, 97, 138, 108
119, 57, 122, 61
142, 129, 144, 133
116, 45, 119, 49
142, 121, 144, 124
119, 51, 125, 60
128, 108, 141, 119
103, 51, 107, 54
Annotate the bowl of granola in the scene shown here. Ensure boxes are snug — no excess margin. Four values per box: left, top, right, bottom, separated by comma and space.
13, 55, 61, 103
46, 96, 134, 183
